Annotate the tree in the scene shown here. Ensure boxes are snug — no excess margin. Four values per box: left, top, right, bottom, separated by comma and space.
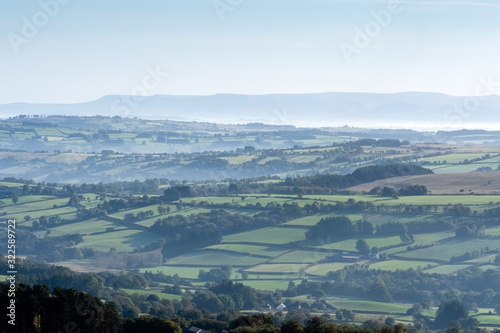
369, 283, 393, 302
228, 183, 239, 194
305, 317, 325, 333
157, 205, 166, 215
312, 289, 326, 300
341, 309, 355, 322
241, 272, 249, 280
12, 196, 19, 204
285, 310, 309, 325
192, 293, 224, 313
281, 320, 304, 333
480, 289, 495, 306
22, 184, 31, 195
434, 299, 469, 329
363, 319, 383, 329
122, 317, 181, 333
356, 239, 370, 255
385, 317, 396, 327
381, 187, 397, 197
306, 216, 356, 241
124, 213, 136, 223
163, 188, 181, 202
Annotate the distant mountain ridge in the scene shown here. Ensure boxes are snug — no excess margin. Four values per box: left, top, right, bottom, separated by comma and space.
1, 92, 499, 129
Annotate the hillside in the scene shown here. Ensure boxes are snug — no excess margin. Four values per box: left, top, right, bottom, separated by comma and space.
3, 92, 500, 129
2, 117, 500, 330
348, 171, 500, 195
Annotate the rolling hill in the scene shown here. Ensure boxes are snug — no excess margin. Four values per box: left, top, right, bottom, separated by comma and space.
2, 92, 500, 129
348, 171, 500, 195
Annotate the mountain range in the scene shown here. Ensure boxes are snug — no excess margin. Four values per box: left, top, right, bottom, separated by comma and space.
1, 92, 499, 129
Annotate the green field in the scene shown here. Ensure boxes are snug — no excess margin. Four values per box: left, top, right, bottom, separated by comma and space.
206, 244, 288, 257
284, 214, 365, 226
420, 153, 487, 164
369, 260, 436, 271
325, 299, 410, 314
140, 265, 222, 279
245, 263, 309, 274
310, 235, 403, 252
48, 218, 128, 237
305, 263, 354, 276
269, 250, 330, 263
400, 238, 500, 261
473, 315, 500, 326
120, 288, 182, 301
77, 229, 163, 252
222, 227, 307, 245
424, 265, 472, 274
166, 250, 264, 266
240, 279, 299, 291
5, 124, 500, 324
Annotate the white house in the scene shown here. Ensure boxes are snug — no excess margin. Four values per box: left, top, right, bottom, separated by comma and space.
276, 303, 286, 311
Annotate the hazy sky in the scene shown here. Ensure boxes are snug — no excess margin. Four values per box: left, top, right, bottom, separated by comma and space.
1, 0, 499, 104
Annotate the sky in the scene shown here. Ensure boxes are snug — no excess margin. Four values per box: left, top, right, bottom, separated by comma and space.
0, 0, 499, 104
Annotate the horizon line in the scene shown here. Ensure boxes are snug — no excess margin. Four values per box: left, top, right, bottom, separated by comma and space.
2, 90, 500, 106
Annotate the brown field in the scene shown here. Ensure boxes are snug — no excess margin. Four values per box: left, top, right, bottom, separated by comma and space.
348, 171, 500, 195
414, 144, 500, 154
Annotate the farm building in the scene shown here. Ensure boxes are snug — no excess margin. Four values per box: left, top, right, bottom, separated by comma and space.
276, 303, 286, 311
184, 326, 210, 333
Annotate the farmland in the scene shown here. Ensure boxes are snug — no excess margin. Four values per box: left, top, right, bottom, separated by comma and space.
2, 117, 500, 329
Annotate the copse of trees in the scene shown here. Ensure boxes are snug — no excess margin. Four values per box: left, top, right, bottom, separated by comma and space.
372, 185, 428, 197
278, 164, 433, 194
306, 216, 372, 241
433, 299, 477, 329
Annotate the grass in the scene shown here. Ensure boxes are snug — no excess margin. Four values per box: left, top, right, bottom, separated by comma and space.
305, 263, 354, 276
77, 229, 163, 252
245, 263, 309, 274
410, 232, 454, 247
400, 238, 500, 261
373, 195, 500, 206
240, 279, 299, 291
166, 250, 264, 266
284, 214, 364, 227
485, 225, 500, 236
419, 153, 487, 164
206, 244, 288, 257
0, 181, 25, 187
310, 235, 402, 252
477, 265, 499, 271
11, 206, 77, 224
47, 218, 128, 237
269, 250, 330, 263
241, 273, 300, 279
222, 227, 307, 245
369, 260, 436, 272
326, 299, 410, 314
473, 315, 500, 325
431, 163, 500, 174
423, 265, 472, 274
120, 288, 182, 301
139, 266, 221, 279
3, 197, 69, 213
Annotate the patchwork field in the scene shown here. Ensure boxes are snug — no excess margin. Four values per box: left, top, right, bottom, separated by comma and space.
3, 137, 500, 326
